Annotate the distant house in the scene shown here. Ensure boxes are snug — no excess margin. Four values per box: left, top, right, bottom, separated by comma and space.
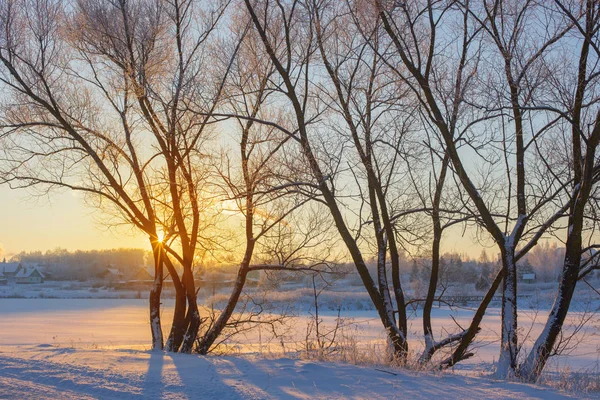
132, 267, 153, 282
15, 266, 45, 284
35, 266, 53, 281
0, 271, 7, 285
522, 273, 536, 283
97, 267, 125, 284
1, 262, 22, 282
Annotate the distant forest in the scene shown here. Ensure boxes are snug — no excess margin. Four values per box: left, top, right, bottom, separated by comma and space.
7, 241, 574, 285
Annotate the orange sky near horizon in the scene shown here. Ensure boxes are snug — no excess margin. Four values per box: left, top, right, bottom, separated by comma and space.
0, 183, 492, 261
0, 185, 148, 258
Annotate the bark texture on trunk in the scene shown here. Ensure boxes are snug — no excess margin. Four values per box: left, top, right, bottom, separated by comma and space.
165, 288, 187, 352
518, 237, 581, 381
497, 250, 518, 379
180, 267, 200, 353
149, 239, 164, 351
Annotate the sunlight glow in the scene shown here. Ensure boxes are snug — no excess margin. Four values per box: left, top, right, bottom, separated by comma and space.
157, 230, 165, 243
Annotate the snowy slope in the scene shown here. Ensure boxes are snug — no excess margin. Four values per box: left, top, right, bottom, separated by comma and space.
0, 346, 585, 399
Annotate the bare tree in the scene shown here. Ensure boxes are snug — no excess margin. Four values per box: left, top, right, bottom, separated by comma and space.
373, 0, 585, 376
0, 0, 230, 352
195, 23, 327, 353
310, 0, 479, 363
241, 0, 417, 359
2, 0, 598, 377
0, 0, 164, 349
311, 0, 417, 356
518, 0, 600, 381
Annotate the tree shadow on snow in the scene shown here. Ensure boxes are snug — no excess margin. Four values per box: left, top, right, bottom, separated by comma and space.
142, 351, 164, 399
169, 353, 272, 399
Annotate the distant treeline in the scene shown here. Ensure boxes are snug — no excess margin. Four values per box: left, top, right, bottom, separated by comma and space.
407, 243, 568, 286
11, 248, 150, 281
8, 241, 572, 285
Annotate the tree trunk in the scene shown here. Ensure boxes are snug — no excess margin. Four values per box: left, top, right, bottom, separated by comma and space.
197, 265, 249, 354
518, 216, 584, 381
322, 182, 407, 358
163, 255, 188, 353
165, 287, 187, 352
443, 268, 504, 368
421, 223, 441, 362
497, 248, 518, 379
420, 154, 449, 363
179, 267, 200, 353
149, 239, 164, 351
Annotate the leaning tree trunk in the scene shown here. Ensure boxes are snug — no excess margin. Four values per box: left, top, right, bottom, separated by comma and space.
443, 268, 504, 368
196, 227, 255, 354
197, 263, 250, 354
322, 182, 407, 358
197, 148, 257, 354
149, 238, 164, 351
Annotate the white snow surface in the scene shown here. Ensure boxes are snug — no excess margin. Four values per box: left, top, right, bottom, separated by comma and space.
0, 298, 597, 399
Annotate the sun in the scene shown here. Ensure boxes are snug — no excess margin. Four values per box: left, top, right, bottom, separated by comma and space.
157, 230, 165, 243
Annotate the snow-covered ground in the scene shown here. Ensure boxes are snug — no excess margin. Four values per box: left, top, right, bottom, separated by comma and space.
0, 345, 585, 399
0, 298, 598, 398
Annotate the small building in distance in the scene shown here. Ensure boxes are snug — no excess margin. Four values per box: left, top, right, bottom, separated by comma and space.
522, 273, 536, 284
122, 266, 155, 290
97, 266, 125, 285
0, 271, 7, 285
1, 262, 23, 282
15, 266, 45, 284
132, 266, 153, 282
35, 266, 53, 281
